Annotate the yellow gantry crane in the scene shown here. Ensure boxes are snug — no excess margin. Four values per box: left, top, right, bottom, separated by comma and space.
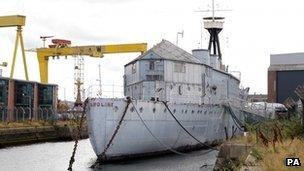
0, 15, 28, 80
36, 42, 147, 83
0, 15, 147, 84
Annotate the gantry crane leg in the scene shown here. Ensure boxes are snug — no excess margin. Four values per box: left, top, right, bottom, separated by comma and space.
10, 26, 29, 80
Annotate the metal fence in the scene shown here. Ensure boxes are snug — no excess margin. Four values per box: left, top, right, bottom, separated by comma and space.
0, 107, 56, 122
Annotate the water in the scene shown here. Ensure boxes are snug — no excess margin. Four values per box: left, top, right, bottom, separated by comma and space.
0, 139, 218, 171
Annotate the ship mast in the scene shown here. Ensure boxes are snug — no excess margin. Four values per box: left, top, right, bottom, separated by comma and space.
204, 16, 224, 61
203, 0, 224, 62
195, 0, 227, 64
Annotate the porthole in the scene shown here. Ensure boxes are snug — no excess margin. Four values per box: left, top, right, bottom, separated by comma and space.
114, 106, 119, 112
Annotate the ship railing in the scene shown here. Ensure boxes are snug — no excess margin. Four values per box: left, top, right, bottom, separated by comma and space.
86, 84, 124, 99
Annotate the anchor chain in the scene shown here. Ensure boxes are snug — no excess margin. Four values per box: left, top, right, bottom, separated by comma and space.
67, 101, 87, 171
131, 100, 216, 156
224, 103, 245, 131
97, 97, 131, 163
161, 101, 219, 151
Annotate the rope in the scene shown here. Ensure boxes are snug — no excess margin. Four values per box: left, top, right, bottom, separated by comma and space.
130, 100, 215, 156
161, 101, 219, 151
67, 102, 87, 171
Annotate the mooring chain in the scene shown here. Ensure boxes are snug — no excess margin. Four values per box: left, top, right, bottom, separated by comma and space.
130, 100, 215, 157
161, 101, 219, 152
97, 98, 132, 162
67, 101, 87, 171
130, 100, 188, 156
92, 98, 221, 168
224, 103, 245, 131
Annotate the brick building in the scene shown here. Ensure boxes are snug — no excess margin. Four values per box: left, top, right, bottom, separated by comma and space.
268, 53, 304, 103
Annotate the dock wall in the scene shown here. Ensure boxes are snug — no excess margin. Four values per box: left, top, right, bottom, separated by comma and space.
0, 124, 88, 147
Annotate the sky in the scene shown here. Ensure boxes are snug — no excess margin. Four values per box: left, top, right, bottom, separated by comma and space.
0, 0, 304, 101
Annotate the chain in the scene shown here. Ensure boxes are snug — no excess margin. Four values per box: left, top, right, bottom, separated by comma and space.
67, 102, 87, 171
161, 101, 219, 151
224, 103, 245, 131
96, 97, 131, 164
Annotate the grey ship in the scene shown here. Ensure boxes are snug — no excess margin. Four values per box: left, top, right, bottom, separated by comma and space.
86, 17, 255, 161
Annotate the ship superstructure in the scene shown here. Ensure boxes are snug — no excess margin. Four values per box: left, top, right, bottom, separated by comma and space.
123, 39, 240, 106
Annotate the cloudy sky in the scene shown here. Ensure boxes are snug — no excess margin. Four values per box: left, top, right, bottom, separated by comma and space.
0, 0, 304, 100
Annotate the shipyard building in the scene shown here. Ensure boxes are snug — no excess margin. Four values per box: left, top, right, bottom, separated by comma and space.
0, 77, 57, 121
268, 53, 304, 103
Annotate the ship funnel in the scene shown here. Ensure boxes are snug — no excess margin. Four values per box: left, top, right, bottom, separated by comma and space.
192, 49, 210, 65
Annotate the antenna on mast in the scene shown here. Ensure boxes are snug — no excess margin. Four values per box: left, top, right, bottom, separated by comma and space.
212, 0, 215, 21
176, 30, 184, 46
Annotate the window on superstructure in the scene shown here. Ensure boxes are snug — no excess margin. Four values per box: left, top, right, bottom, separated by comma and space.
149, 61, 155, 70
174, 62, 186, 73
146, 75, 163, 81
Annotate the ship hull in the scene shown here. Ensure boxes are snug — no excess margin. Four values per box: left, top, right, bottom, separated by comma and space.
86, 98, 243, 161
